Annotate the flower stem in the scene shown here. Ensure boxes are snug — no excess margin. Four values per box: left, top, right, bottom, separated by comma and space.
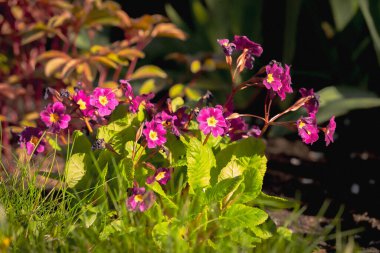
203, 133, 211, 145
84, 117, 93, 133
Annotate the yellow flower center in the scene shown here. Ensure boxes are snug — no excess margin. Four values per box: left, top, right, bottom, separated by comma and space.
207, 116, 218, 127
298, 121, 305, 129
77, 99, 87, 110
149, 130, 158, 141
155, 171, 166, 181
99, 96, 108, 106
134, 194, 143, 203
49, 113, 60, 123
267, 74, 274, 83
30, 136, 39, 146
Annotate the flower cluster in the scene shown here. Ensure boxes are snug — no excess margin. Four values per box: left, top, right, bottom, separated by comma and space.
19, 34, 337, 215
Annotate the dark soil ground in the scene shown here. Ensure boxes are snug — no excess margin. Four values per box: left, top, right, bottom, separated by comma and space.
263, 108, 380, 251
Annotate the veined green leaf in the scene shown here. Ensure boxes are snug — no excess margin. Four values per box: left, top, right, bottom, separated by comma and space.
221, 204, 268, 229
147, 181, 178, 210
186, 138, 215, 190
65, 153, 86, 188
206, 176, 243, 203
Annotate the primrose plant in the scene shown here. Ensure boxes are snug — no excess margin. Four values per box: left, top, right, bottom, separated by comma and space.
19, 35, 336, 249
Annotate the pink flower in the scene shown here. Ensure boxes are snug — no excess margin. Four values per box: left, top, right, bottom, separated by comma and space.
297, 116, 319, 145
197, 106, 227, 137
90, 88, 119, 117
217, 38, 236, 56
126, 186, 155, 212
143, 120, 167, 149
324, 116, 336, 146
299, 88, 319, 116
72, 90, 95, 118
40, 102, 71, 132
120, 80, 155, 114
263, 61, 293, 100
19, 127, 45, 155
146, 168, 172, 185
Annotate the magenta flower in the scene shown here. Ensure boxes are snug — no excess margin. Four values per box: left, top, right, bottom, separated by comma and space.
233, 35, 263, 56
126, 186, 155, 212
263, 62, 293, 100
277, 64, 293, 100
146, 168, 172, 185
130, 93, 155, 114
297, 116, 319, 145
324, 116, 336, 146
217, 38, 236, 56
299, 88, 319, 115
155, 111, 180, 136
143, 120, 167, 149
263, 62, 283, 91
233, 35, 263, 70
90, 88, 119, 117
40, 102, 71, 132
197, 106, 227, 137
73, 90, 95, 118
19, 127, 45, 155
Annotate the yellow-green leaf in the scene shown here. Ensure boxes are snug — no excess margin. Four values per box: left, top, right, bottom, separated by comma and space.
131, 65, 167, 80
139, 79, 156, 95
169, 83, 185, 98
44, 58, 67, 77
65, 153, 86, 188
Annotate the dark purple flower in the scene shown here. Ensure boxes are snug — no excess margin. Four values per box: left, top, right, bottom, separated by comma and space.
73, 90, 95, 118
143, 120, 167, 148
19, 127, 45, 155
217, 38, 236, 56
297, 116, 319, 145
126, 186, 155, 212
299, 88, 319, 115
233, 35, 263, 56
130, 93, 155, 114
40, 102, 71, 132
324, 116, 336, 146
223, 110, 248, 141
197, 106, 227, 137
90, 88, 119, 117
233, 35, 263, 70
146, 168, 172, 185
155, 111, 180, 136
173, 107, 189, 130
247, 125, 262, 138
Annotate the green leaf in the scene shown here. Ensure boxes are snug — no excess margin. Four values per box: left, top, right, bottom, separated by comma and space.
217, 159, 245, 182
171, 97, 184, 112
131, 65, 167, 80
317, 86, 380, 122
212, 138, 266, 185
221, 204, 268, 229
46, 136, 61, 151
255, 192, 295, 209
65, 153, 86, 188
250, 225, 273, 240
169, 83, 185, 98
330, 0, 359, 31
359, 0, 380, 65
186, 138, 215, 190
99, 219, 124, 241
146, 181, 178, 210
206, 176, 243, 203
152, 221, 188, 250
119, 157, 134, 183
139, 78, 156, 95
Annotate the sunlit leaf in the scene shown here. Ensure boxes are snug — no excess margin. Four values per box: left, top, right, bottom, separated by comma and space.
65, 153, 86, 188
221, 204, 268, 229
131, 65, 167, 79
44, 58, 67, 77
